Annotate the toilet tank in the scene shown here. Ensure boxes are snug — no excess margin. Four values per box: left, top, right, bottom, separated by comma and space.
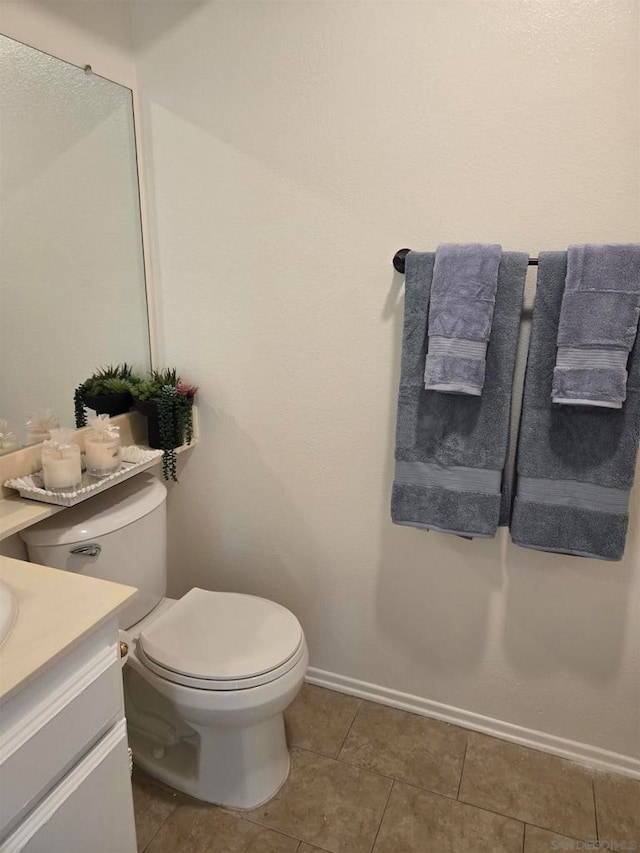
20, 473, 168, 629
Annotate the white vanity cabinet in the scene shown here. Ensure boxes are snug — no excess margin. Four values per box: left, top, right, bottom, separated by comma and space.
3, 720, 134, 853
0, 558, 137, 853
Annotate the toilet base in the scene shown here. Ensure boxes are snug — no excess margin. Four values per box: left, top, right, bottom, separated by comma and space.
128, 712, 291, 809
123, 607, 308, 810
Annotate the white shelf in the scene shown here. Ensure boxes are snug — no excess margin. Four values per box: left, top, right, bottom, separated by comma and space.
0, 407, 198, 541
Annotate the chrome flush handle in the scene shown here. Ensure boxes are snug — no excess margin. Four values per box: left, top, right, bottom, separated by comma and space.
70, 543, 101, 557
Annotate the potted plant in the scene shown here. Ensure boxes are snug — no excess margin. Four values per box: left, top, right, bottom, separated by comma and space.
74, 364, 141, 428
131, 369, 197, 481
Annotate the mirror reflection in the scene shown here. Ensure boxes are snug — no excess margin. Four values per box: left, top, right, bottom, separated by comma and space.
0, 35, 151, 450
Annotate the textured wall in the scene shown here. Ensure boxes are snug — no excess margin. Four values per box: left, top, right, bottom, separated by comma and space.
0, 1, 137, 87
143, 0, 638, 761
132, 0, 640, 761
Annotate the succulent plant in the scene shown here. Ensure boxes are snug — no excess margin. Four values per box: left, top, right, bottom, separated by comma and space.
131, 369, 197, 481
74, 364, 141, 427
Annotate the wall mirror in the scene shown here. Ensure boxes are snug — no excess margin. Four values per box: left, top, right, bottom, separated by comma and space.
0, 34, 151, 449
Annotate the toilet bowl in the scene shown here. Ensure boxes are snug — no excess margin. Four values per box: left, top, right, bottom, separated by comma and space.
123, 590, 308, 807
21, 474, 308, 809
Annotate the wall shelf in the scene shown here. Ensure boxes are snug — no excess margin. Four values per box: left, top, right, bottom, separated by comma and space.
0, 409, 198, 541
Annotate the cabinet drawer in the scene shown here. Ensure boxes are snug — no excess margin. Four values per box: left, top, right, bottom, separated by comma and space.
0, 720, 136, 853
0, 642, 123, 839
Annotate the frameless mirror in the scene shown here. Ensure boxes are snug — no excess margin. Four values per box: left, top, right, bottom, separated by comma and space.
0, 35, 151, 448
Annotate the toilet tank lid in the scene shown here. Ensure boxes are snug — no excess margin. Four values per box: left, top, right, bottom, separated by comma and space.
20, 474, 167, 547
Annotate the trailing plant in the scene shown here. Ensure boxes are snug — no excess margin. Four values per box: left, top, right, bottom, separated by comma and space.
132, 369, 197, 482
74, 364, 141, 427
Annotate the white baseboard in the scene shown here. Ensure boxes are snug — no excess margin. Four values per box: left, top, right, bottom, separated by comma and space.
306, 667, 640, 780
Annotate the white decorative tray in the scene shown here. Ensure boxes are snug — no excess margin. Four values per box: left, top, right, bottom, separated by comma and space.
4, 446, 163, 507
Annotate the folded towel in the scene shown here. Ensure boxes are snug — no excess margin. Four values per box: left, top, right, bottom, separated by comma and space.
392, 250, 528, 537
424, 243, 502, 395
511, 252, 640, 561
552, 244, 640, 408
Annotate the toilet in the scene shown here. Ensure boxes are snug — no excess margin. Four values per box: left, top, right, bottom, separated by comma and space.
20, 473, 308, 809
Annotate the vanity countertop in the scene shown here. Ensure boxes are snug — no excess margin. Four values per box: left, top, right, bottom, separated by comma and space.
0, 496, 63, 541
0, 555, 135, 703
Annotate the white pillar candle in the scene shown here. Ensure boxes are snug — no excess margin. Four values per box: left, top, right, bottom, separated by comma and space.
25, 428, 50, 446
85, 436, 121, 477
0, 436, 19, 455
41, 445, 82, 491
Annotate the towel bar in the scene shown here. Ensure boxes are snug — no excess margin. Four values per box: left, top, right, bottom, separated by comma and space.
392, 248, 539, 274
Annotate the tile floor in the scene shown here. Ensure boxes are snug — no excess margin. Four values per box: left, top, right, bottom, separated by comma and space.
132, 684, 640, 852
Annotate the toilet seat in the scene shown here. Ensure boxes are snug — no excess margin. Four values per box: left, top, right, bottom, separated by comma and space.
135, 636, 306, 691
136, 588, 305, 691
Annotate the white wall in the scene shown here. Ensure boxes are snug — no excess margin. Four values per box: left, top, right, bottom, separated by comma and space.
132, 0, 640, 766
0, 1, 137, 87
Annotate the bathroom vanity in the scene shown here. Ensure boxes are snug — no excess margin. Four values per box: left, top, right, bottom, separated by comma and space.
0, 410, 197, 851
0, 556, 137, 852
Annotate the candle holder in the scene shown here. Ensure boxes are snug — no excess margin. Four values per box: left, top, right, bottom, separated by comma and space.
85, 414, 121, 478
41, 429, 82, 491
24, 408, 60, 446
0, 420, 19, 455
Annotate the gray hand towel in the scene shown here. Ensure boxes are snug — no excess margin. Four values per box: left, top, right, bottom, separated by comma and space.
392, 250, 528, 538
511, 252, 640, 561
424, 243, 502, 395
552, 244, 640, 408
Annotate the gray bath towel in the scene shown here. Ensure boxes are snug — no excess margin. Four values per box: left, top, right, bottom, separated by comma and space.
511, 252, 640, 561
552, 244, 640, 408
424, 243, 502, 395
392, 250, 528, 537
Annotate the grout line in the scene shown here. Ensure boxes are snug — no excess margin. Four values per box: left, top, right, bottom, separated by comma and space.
513, 818, 595, 845
296, 744, 396, 784
133, 769, 182, 852
139, 797, 178, 852
300, 744, 453, 796
592, 779, 600, 841
402, 778, 592, 844
522, 822, 526, 853
218, 805, 303, 845
335, 698, 362, 758
369, 779, 395, 853
330, 744, 462, 804
456, 740, 469, 799
292, 742, 351, 762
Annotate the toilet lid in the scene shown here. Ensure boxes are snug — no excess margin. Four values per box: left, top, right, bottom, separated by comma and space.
137, 588, 303, 683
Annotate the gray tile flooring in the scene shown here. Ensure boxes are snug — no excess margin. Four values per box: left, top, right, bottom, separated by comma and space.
132, 683, 640, 852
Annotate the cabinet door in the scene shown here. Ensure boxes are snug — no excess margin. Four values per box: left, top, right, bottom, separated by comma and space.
0, 654, 123, 838
0, 720, 136, 853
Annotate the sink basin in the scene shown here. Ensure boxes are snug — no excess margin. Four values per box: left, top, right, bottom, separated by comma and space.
0, 580, 17, 646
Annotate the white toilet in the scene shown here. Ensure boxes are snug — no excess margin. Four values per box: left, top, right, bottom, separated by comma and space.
20, 473, 308, 809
